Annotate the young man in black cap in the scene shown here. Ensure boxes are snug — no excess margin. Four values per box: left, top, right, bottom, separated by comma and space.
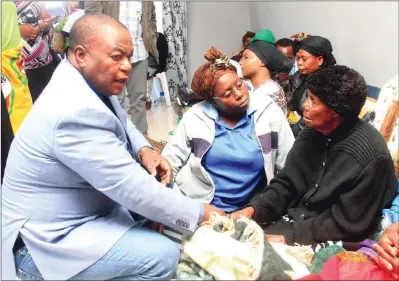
231, 65, 397, 246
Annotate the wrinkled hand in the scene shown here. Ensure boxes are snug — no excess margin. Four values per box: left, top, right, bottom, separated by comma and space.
19, 24, 39, 40
200, 203, 226, 223
138, 147, 173, 185
229, 207, 255, 220
373, 222, 399, 279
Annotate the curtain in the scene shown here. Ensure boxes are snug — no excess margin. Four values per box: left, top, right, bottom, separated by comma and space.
162, 1, 188, 100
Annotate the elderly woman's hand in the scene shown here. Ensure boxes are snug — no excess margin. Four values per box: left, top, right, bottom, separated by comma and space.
138, 147, 173, 185
200, 204, 226, 223
373, 222, 399, 279
229, 207, 255, 220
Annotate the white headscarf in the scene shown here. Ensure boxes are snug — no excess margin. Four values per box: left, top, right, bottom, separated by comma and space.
229, 59, 243, 78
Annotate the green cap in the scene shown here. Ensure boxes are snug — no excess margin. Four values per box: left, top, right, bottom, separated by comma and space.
250, 29, 275, 44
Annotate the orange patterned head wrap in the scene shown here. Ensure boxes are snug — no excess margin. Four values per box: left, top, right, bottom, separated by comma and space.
191, 47, 237, 102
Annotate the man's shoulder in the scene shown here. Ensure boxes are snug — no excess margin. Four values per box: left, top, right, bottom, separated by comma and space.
31, 62, 114, 130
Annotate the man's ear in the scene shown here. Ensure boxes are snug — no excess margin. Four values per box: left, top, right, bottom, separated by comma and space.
73, 45, 88, 69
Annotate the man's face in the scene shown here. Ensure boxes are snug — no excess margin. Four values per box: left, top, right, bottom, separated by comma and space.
79, 26, 133, 96
302, 91, 337, 132
277, 45, 294, 60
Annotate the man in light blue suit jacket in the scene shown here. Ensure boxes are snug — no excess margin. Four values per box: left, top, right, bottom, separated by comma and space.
2, 14, 224, 280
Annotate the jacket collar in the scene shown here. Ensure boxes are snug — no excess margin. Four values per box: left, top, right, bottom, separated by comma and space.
316, 117, 360, 145
65, 60, 110, 101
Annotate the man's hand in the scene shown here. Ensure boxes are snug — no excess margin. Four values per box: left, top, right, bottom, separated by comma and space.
229, 207, 255, 220
373, 222, 399, 279
19, 24, 39, 40
138, 147, 173, 185
200, 203, 226, 223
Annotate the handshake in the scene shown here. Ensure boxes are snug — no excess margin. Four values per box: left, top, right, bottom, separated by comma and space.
200, 204, 255, 223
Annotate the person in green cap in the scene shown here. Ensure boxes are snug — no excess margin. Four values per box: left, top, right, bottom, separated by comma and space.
250, 29, 275, 44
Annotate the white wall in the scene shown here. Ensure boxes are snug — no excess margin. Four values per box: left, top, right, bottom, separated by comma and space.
248, 2, 398, 88
187, 2, 250, 84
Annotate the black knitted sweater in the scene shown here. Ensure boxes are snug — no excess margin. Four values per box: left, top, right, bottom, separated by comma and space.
249, 118, 397, 245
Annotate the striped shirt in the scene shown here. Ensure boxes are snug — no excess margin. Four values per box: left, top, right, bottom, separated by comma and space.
119, 1, 148, 63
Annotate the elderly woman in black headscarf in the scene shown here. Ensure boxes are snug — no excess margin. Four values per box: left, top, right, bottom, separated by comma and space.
231, 65, 397, 246
288, 36, 336, 137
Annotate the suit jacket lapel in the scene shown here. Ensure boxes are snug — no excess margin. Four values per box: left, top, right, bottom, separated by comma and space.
109, 96, 128, 132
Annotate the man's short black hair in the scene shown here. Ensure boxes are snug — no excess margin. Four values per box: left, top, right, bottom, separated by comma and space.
69, 14, 128, 51
275, 38, 294, 48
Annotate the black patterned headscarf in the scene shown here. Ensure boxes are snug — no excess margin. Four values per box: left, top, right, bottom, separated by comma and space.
297, 36, 336, 67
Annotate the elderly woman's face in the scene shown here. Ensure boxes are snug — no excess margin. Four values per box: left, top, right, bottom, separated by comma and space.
302, 91, 337, 132
213, 72, 249, 116
296, 49, 324, 75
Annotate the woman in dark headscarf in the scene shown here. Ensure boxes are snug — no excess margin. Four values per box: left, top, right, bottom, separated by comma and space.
240, 40, 289, 114
288, 35, 336, 137
162, 47, 294, 214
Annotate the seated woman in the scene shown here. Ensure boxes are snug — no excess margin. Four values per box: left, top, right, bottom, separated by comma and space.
289, 35, 336, 137
240, 40, 289, 114
231, 65, 397, 245
162, 47, 294, 213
